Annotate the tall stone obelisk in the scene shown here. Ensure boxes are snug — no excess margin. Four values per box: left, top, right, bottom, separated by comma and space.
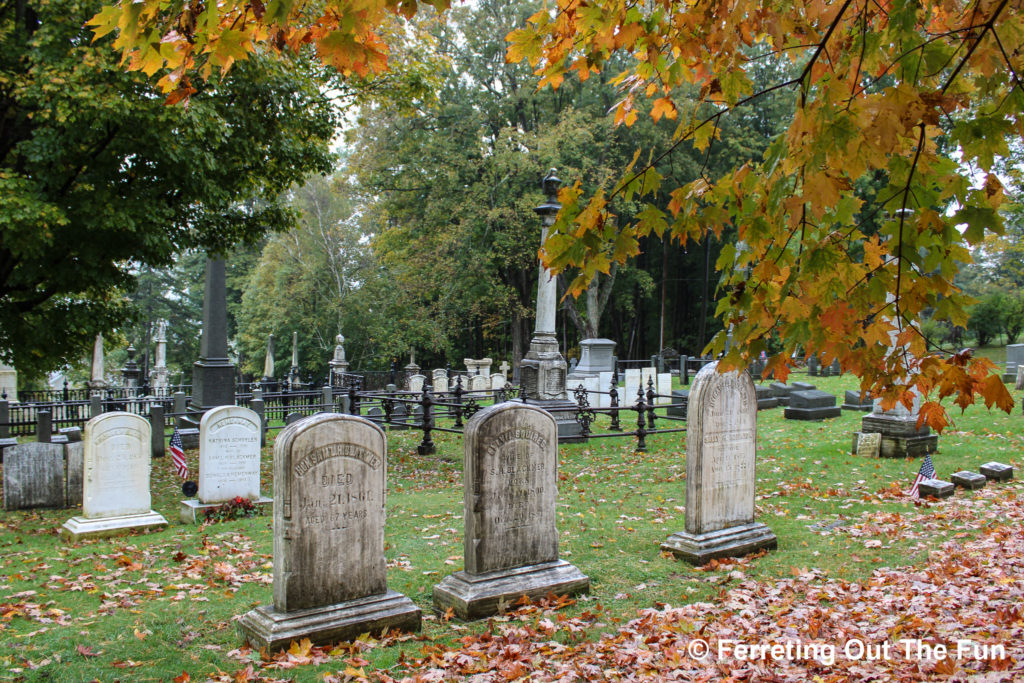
519, 170, 583, 440
191, 257, 236, 411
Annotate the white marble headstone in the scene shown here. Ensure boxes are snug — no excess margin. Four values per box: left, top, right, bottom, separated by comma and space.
199, 406, 262, 503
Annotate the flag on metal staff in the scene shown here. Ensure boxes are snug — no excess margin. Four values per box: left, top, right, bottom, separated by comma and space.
908, 454, 936, 497
170, 427, 188, 479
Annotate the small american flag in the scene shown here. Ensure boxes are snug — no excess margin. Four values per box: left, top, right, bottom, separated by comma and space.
169, 427, 188, 479
908, 454, 936, 497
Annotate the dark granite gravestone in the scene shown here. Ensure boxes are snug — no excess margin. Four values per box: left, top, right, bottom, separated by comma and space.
389, 403, 410, 431
950, 471, 986, 490
237, 414, 419, 650
980, 462, 1013, 482
791, 381, 817, 391
841, 390, 874, 411
755, 385, 778, 410
784, 390, 841, 421
179, 427, 200, 450
769, 382, 793, 406
191, 258, 236, 411
65, 442, 83, 507
661, 362, 776, 564
58, 427, 83, 442
918, 479, 954, 499
666, 390, 689, 418
433, 403, 588, 620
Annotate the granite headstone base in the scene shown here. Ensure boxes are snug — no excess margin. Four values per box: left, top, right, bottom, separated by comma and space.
784, 406, 842, 420
951, 471, 987, 490
854, 413, 938, 458
769, 383, 792, 406
661, 522, 777, 566
784, 390, 841, 421
60, 511, 168, 542
918, 479, 954, 499
179, 496, 273, 524
755, 386, 778, 410
666, 390, 689, 418
237, 590, 421, 651
980, 462, 1013, 482
433, 560, 590, 621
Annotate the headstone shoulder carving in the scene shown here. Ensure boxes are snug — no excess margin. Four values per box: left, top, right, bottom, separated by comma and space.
236, 413, 419, 649
433, 402, 588, 619
60, 412, 168, 541
662, 362, 776, 564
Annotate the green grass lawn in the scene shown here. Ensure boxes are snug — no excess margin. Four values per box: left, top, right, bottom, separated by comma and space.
0, 372, 1021, 681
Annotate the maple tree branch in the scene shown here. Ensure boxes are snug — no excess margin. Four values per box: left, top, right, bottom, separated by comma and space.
941, 0, 1009, 94
797, 0, 854, 100
991, 28, 1024, 95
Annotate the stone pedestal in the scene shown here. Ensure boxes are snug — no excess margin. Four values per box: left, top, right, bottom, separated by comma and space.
179, 496, 273, 524
191, 258, 236, 411
951, 471, 986, 490
662, 523, 778, 565
434, 561, 589, 621
854, 412, 937, 458
61, 511, 169, 541
237, 590, 420, 652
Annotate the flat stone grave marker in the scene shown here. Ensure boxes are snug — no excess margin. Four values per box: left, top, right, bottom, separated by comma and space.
433, 403, 589, 620
58, 427, 83, 442
754, 386, 778, 411
3, 443, 65, 510
662, 362, 776, 565
666, 389, 689, 418
791, 381, 816, 391
769, 382, 792, 405
784, 390, 841, 421
237, 413, 419, 650
855, 432, 882, 458
918, 479, 954, 499
181, 405, 270, 523
951, 471, 986, 490
60, 412, 167, 541
980, 462, 1013, 482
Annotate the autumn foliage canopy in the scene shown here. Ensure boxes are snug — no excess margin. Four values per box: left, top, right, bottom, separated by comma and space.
90, 0, 1021, 428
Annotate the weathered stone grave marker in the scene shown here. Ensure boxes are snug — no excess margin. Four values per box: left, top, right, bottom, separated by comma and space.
855, 432, 882, 458
433, 403, 589, 620
60, 412, 167, 541
951, 471, 986, 490
237, 413, 419, 650
980, 462, 1013, 482
662, 362, 777, 564
181, 405, 270, 523
3, 443, 65, 510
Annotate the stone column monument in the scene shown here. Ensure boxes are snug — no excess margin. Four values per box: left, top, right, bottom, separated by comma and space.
288, 332, 301, 390
88, 334, 106, 394
329, 333, 349, 386
261, 334, 278, 391
190, 257, 236, 411
121, 344, 141, 392
150, 320, 170, 391
518, 169, 582, 440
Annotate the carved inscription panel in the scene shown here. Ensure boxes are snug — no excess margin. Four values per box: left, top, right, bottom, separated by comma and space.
464, 403, 558, 574
272, 414, 387, 612
83, 413, 152, 519
199, 406, 262, 503
686, 363, 757, 533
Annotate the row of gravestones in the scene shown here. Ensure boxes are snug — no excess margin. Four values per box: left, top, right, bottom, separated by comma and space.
3, 406, 271, 538
3, 362, 777, 652
237, 362, 776, 649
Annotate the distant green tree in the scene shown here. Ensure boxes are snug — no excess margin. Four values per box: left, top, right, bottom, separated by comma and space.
968, 294, 1006, 348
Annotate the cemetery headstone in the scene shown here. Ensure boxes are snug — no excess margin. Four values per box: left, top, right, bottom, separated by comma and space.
791, 381, 817, 391
624, 369, 642, 406
855, 432, 882, 458
656, 373, 672, 405
854, 394, 938, 458
666, 389, 689, 418
236, 413, 419, 649
754, 386, 778, 410
408, 374, 426, 393
432, 369, 449, 394
1004, 343, 1024, 382
808, 355, 820, 376
0, 437, 17, 461
285, 413, 303, 426
829, 359, 841, 376
181, 405, 270, 523
597, 371, 614, 408
841, 390, 874, 411
1016, 365, 1024, 391
470, 374, 489, 392
918, 479, 954, 499
784, 390, 841, 421
769, 382, 793, 406
490, 373, 505, 392
390, 403, 410, 431
979, 462, 1013, 482
59, 427, 83, 442
3, 443, 65, 510
662, 362, 776, 564
433, 403, 588, 619
950, 471, 986, 490
366, 407, 384, 424
65, 441, 84, 506
60, 413, 167, 541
